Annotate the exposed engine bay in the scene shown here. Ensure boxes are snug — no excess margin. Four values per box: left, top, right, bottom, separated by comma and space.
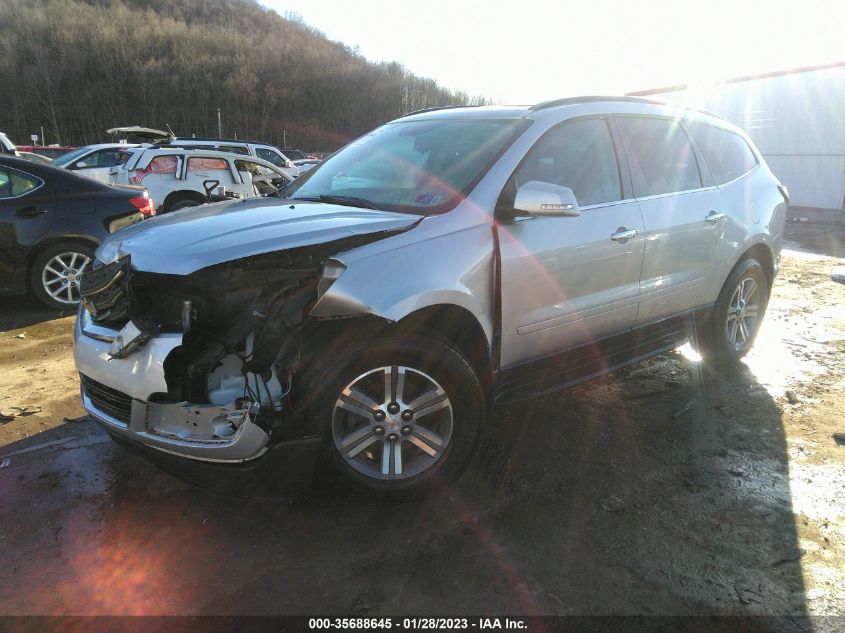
78, 231, 401, 449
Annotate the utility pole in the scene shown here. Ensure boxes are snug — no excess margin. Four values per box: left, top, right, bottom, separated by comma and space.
40, 125, 45, 146
217, 108, 222, 138
283, 129, 287, 147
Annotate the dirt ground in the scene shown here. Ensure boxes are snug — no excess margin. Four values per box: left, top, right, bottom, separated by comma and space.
0, 222, 843, 626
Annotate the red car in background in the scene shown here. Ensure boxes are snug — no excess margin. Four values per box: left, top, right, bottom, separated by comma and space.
16, 145, 77, 160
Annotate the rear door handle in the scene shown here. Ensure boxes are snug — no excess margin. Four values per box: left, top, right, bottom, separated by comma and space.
611, 227, 638, 243
15, 206, 49, 218
705, 211, 726, 224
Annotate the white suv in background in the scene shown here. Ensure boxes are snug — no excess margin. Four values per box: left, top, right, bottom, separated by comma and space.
160, 138, 300, 178
111, 148, 293, 212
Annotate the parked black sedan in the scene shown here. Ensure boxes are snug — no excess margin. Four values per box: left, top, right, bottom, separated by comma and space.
0, 155, 155, 309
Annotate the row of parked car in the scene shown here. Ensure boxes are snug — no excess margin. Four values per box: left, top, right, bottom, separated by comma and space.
0, 127, 320, 308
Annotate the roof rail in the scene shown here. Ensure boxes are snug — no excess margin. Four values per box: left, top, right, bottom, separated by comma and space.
402, 104, 480, 117
530, 95, 665, 111
529, 95, 730, 122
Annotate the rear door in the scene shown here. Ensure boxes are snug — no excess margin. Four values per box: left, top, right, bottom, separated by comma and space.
0, 166, 55, 291
498, 116, 645, 368
132, 154, 182, 207
616, 116, 724, 325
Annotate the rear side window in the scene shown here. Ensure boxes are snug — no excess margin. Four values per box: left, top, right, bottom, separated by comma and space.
619, 117, 702, 197
688, 123, 757, 185
514, 118, 622, 207
0, 167, 40, 198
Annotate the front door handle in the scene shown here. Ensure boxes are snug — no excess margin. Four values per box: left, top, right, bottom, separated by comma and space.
611, 227, 638, 243
705, 210, 726, 224
15, 206, 49, 218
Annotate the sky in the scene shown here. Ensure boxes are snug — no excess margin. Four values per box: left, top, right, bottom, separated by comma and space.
261, 0, 845, 104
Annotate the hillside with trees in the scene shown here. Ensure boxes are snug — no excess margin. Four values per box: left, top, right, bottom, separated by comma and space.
0, 0, 486, 151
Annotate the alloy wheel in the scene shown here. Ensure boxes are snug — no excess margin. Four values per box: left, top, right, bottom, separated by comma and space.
41, 251, 91, 305
331, 365, 454, 480
726, 276, 761, 351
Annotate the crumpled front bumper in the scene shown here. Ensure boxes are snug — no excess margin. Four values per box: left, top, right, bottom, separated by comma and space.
73, 309, 270, 463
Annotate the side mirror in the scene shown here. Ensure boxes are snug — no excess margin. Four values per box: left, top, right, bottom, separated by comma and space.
73, 161, 87, 170
513, 181, 580, 217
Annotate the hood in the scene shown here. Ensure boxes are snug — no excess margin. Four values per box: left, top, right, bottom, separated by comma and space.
97, 197, 423, 275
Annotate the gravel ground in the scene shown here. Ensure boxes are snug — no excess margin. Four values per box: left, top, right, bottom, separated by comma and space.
0, 222, 842, 625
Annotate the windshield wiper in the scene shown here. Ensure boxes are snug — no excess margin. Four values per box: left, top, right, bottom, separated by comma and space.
293, 194, 383, 211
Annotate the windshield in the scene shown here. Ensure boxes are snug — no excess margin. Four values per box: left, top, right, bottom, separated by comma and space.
53, 146, 94, 166
285, 118, 526, 214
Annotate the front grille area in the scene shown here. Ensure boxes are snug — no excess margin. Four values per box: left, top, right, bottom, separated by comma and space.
80, 374, 133, 424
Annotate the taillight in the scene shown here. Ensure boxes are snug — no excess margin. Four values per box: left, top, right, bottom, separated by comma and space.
778, 184, 790, 205
129, 194, 156, 217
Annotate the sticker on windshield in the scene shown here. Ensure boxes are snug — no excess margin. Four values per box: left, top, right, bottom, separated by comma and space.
415, 193, 442, 205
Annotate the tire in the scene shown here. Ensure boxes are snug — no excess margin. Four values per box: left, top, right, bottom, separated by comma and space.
29, 241, 95, 310
168, 199, 202, 212
298, 335, 484, 499
697, 258, 769, 366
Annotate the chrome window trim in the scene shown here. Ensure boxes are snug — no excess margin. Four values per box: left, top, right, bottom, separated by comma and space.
715, 162, 760, 189
633, 185, 719, 203
0, 166, 45, 200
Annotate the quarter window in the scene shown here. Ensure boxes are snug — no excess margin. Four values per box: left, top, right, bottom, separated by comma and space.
619, 117, 702, 197
0, 168, 40, 198
688, 123, 757, 185
514, 118, 622, 207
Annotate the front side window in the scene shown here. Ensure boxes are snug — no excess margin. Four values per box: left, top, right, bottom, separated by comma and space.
0, 167, 40, 198
187, 157, 234, 184
286, 118, 526, 214
513, 118, 622, 207
255, 148, 287, 167
688, 123, 757, 185
97, 149, 130, 168
619, 117, 702, 197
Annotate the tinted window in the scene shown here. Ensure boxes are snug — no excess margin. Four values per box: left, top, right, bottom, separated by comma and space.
255, 147, 286, 167
620, 117, 702, 197
0, 168, 40, 198
514, 118, 622, 207
688, 123, 757, 185
97, 149, 130, 167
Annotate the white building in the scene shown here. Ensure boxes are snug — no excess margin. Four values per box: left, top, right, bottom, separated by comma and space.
629, 62, 845, 220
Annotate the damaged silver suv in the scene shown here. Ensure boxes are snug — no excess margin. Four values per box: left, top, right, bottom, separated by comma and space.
74, 97, 787, 497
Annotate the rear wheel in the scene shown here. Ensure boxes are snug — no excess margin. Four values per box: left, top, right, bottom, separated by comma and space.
697, 258, 769, 365
29, 241, 94, 309
300, 336, 483, 499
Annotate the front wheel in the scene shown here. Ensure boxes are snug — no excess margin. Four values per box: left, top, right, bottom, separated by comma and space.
300, 336, 483, 499
697, 258, 769, 365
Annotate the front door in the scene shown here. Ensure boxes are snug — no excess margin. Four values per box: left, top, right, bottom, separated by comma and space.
498, 117, 645, 369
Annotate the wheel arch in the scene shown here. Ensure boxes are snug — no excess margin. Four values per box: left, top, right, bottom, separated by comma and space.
302, 303, 493, 393
162, 190, 206, 212
735, 242, 775, 289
